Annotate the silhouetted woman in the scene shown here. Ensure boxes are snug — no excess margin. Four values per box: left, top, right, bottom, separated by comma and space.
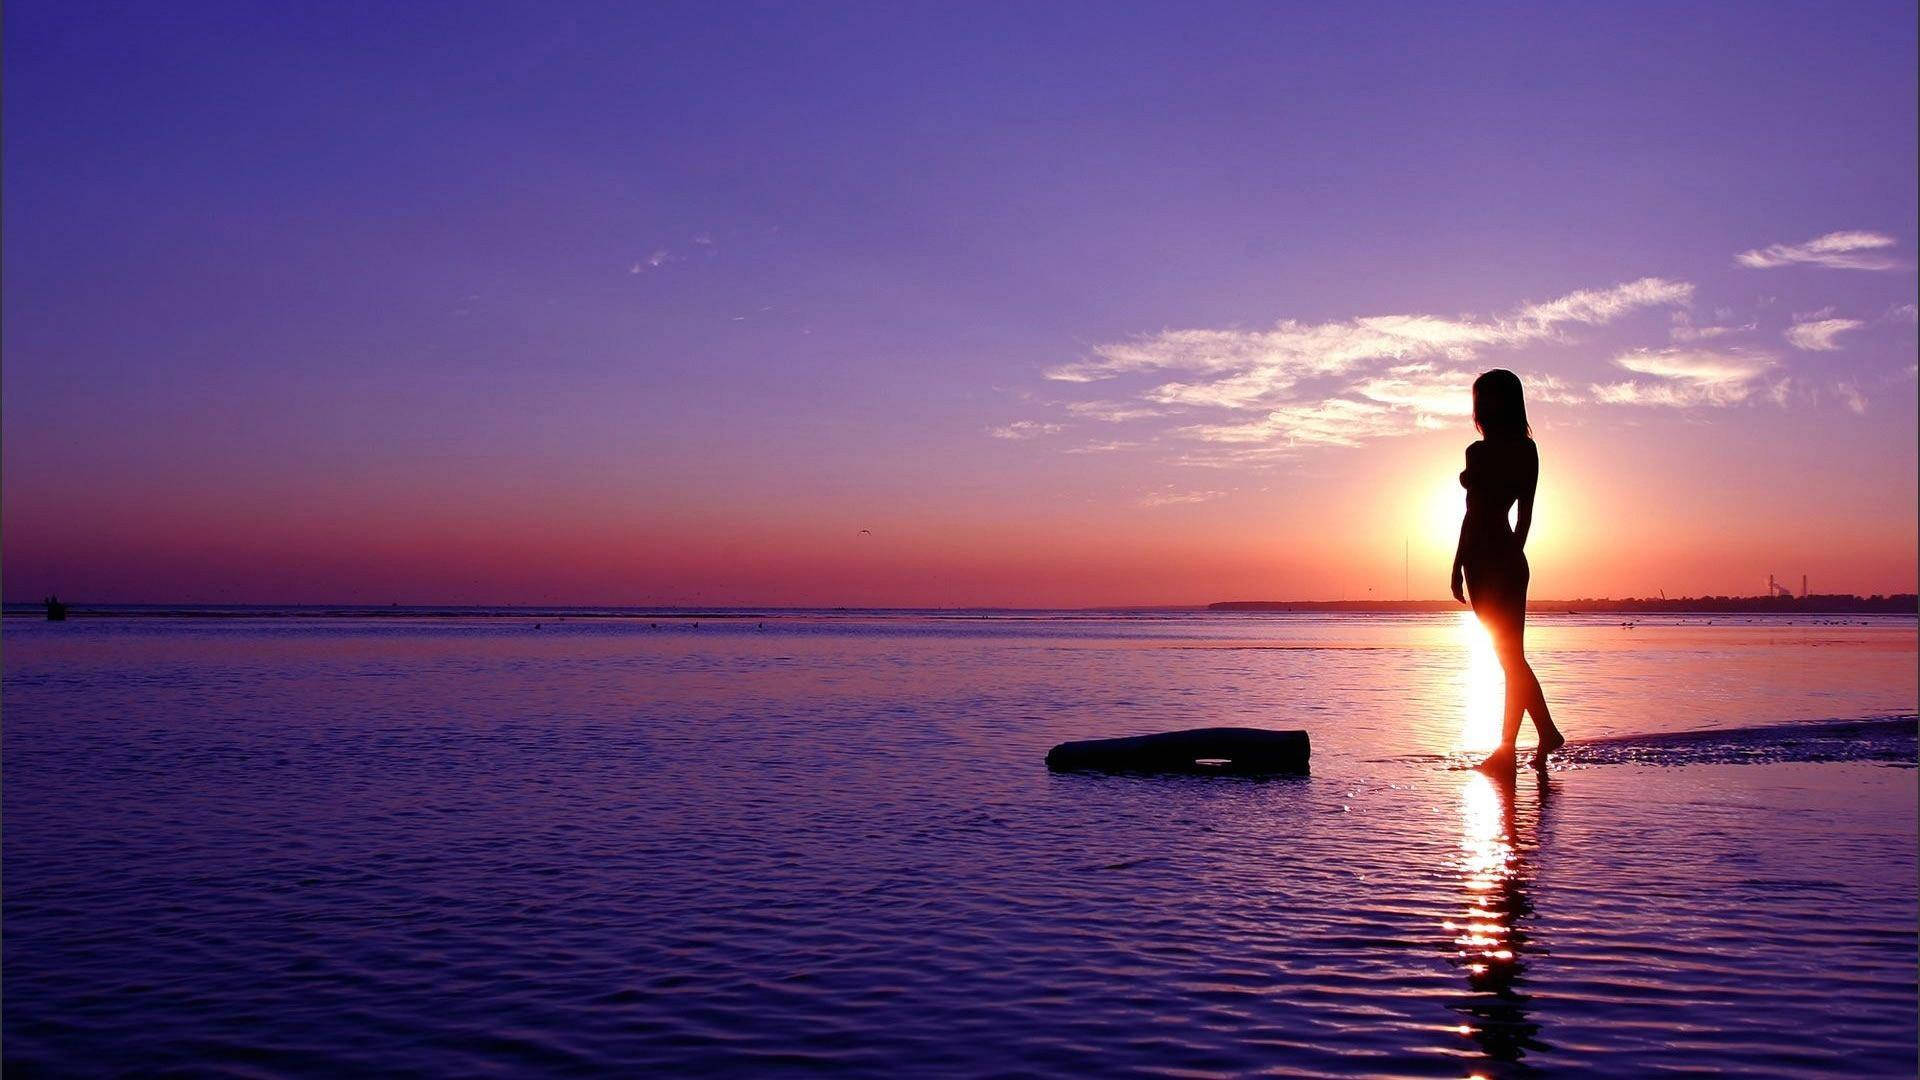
1451, 370, 1564, 772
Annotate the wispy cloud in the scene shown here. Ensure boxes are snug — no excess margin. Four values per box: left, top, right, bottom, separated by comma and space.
630, 248, 675, 273
1506, 278, 1698, 330
1025, 257, 1880, 465
1784, 313, 1864, 351
1065, 400, 1163, 423
1034, 278, 1717, 453
1139, 489, 1227, 507
1671, 324, 1739, 341
988, 420, 1064, 440
1170, 444, 1299, 469
1350, 364, 1475, 416
1043, 278, 1693, 406
1594, 347, 1777, 407
1590, 381, 1711, 408
1524, 373, 1587, 405
1176, 399, 1406, 448
1735, 230, 1902, 271
1669, 310, 1754, 342
1832, 381, 1868, 415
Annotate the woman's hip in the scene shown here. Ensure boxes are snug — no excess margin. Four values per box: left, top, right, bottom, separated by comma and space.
1465, 554, 1529, 617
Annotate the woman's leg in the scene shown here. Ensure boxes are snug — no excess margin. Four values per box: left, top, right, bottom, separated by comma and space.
1517, 655, 1563, 765
1474, 591, 1525, 772
1508, 568, 1564, 767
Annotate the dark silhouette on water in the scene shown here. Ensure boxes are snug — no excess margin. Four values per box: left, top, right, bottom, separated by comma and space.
1046, 727, 1310, 774
1451, 370, 1565, 772
42, 594, 67, 621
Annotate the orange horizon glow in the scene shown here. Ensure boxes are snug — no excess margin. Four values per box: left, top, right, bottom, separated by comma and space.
7, 409, 1912, 607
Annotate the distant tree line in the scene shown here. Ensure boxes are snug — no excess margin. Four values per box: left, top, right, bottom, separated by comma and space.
1209, 594, 1919, 614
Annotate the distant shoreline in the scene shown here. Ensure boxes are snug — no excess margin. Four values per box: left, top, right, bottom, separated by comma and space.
1211, 595, 1919, 614
4, 596, 1916, 619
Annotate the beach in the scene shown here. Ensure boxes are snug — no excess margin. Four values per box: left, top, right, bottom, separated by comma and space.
4, 611, 1915, 1076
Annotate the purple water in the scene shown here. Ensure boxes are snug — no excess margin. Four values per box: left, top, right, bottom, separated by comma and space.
5, 612, 1916, 1076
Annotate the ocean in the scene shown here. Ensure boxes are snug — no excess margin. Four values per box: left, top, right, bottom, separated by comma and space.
4, 610, 1915, 1076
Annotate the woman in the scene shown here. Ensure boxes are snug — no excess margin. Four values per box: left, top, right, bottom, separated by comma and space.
1451, 369, 1564, 772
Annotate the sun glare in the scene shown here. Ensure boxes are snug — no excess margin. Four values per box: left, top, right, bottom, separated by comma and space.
1458, 611, 1504, 751
1425, 478, 1465, 554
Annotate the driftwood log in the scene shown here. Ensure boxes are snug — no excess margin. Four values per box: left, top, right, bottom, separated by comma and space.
1046, 727, 1309, 775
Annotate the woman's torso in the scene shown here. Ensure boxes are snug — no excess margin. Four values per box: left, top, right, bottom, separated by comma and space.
1459, 437, 1535, 566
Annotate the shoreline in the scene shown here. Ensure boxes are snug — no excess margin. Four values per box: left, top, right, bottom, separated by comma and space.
3, 603, 1916, 620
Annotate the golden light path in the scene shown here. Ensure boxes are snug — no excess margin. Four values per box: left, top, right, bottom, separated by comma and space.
1447, 771, 1540, 1066
1453, 773, 1517, 971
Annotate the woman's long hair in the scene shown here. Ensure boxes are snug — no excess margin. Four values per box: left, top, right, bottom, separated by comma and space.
1472, 369, 1531, 440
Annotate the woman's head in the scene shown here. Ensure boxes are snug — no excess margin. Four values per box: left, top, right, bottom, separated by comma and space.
1472, 369, 1531, 440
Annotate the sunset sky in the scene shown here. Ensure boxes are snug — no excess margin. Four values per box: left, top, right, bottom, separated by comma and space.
5, 2, 1916, 606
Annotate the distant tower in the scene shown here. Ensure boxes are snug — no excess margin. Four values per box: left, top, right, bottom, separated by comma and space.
1802, 574, 1808, 599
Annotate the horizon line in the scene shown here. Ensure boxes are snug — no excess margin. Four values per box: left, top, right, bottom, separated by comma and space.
7, 594, 1917, 615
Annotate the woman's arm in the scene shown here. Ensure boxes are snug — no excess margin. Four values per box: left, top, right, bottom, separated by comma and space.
1450, 516, 1469, 604
1514, 442, 1539, 548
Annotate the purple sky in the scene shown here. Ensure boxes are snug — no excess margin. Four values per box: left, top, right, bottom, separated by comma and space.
5, 2, 1916, 605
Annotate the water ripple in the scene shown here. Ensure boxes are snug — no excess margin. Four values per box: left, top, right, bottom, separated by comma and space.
4, 614, 1915, 1076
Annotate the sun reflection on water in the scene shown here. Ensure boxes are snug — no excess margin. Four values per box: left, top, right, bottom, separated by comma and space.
1446, 771, 1546, 1066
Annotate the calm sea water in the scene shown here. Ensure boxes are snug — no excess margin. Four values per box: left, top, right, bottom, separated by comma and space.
5, 611, 1916, 1077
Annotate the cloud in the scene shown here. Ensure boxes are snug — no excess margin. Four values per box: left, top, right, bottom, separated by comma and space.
1523, 373, 1587, 405
1671, 324, 1738, 341
1596, 347, 1777, 406
1139, 489, 1226, 507
1506, 277, 1697, 331
1176, 399, 1406, 448
1033, 278, 1705, 458
1669, 310, 1754, 342
1590, 381, 1707, 408
1170, 445, 1299, 469
1065, 400, 1163, 422
1735, 230, 1902, 271
1350, 366, 1475, 416
1030, 265, 1914, 463
1785, 316, 1864, 352
1612, 347, 1775, 385
630, 248, 675, 273
1832, 381, 1868, 414
1886, 303, 1918, 323
1043, 278, 1693, 399
988, 420, 1063, 440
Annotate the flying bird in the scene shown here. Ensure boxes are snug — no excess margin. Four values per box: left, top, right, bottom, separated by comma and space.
858, 529, 872, 536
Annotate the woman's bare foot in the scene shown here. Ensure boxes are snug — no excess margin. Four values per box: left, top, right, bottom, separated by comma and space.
1474, 746, 1517, 775
1531, 729, 1566, 770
